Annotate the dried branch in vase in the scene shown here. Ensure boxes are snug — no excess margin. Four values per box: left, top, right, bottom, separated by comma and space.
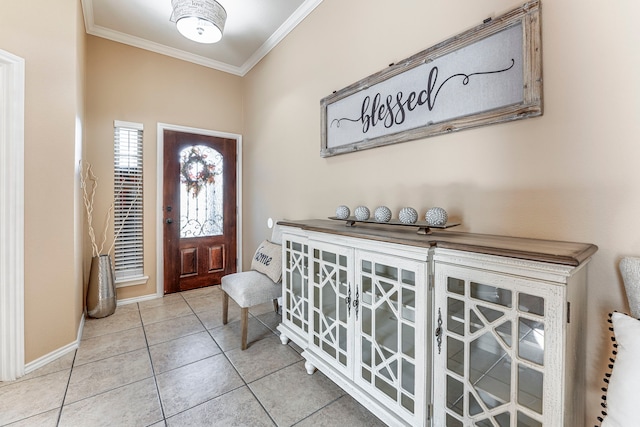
80, 161, 114, 258
80, 160, 141, 258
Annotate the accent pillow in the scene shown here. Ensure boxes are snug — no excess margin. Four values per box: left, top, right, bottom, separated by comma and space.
251, 240, 282, 283
600, 312, 640, 427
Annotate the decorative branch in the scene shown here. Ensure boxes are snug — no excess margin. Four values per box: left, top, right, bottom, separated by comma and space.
80, 160, 142, 259
106, 180, 141, 256
80, 161, 100, 257
98, 203, 115, 256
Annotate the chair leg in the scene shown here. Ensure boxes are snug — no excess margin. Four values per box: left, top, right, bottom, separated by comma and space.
273, 298, 279, 313
222, 291, 229, 325
241, 307, 249, 351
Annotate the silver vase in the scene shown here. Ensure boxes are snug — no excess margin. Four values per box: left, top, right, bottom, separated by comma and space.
86, 254, 117, 318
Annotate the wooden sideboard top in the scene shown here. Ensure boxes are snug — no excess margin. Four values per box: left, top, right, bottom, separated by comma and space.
278, 219, 598, 267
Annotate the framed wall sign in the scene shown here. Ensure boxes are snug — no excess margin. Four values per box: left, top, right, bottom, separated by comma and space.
320, 0, 542, 157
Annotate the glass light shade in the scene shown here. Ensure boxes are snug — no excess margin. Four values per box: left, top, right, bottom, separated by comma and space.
171, 0, 226, 44
176, 16, 222, 44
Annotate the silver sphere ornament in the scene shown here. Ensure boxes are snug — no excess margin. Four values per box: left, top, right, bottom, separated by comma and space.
398, 207, 419, 224
425, 207, 448, 226
374, 206, 392, 223
355, 206, 370, 221
335, 205, 350, 220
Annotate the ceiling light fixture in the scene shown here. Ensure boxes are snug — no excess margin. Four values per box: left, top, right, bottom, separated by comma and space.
170, 0, 227, 44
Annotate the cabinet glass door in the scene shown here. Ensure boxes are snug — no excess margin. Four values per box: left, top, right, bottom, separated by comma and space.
283, 236, 309, 338
355, 251, 426, 424
310, 242, 353, 376
433, 263, 563, 427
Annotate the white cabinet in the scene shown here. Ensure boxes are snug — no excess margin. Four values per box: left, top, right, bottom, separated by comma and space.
353, 249, 427, 424
432, 249, 574, 426
278, 227, 429, 427
279, 234, 310, 347
308, 240, 353, 379
277, 220, 595, 427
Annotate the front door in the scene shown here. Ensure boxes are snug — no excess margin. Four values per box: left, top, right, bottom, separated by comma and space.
163, 130, 237, 294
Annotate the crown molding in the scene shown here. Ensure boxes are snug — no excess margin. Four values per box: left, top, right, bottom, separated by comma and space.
82, 0, 323, 77
239, 0, 323, 76
85, 24, 243, 75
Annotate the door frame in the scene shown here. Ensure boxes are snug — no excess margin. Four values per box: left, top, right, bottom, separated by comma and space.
0, 49, 25, 381
156, 123, 243, 297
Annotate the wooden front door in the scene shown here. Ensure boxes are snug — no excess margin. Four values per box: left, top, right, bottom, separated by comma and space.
163, 130, 237, 294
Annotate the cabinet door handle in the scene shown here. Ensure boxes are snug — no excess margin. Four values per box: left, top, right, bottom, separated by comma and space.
346, 285, 352, 317
353, 289, 360, 320
435, 308, 443, 354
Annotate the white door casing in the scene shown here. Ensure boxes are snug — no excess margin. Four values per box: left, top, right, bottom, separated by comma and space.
0, 49, 25, 381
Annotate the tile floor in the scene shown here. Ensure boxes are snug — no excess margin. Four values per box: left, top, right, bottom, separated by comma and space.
0, 285, 386, 427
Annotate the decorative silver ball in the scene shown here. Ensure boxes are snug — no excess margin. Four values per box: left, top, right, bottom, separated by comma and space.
425, 207, 448, 226
398, 207, 418, 224
354, 206, 370, 221
335, 205, 350, 220
374, 206, 392, 223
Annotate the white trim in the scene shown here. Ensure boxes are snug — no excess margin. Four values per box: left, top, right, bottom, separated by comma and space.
0, 49, 25, 382
238, 0, 323, 76
116, 293, 159, 306
114, 120, 143, 130
90, 25, 242, 75
81, 0, 323, 77
113, 124, 145, 281
156, 123, 243, 298
25, 313, 84, 375
25, 342, 78, 375
115, 275, 149, 288
22, 288, 172, 374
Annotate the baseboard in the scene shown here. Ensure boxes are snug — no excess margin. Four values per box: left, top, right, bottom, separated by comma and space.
24, 313, 85, 375
23, 293, 161, 375
117, 292, 162, 306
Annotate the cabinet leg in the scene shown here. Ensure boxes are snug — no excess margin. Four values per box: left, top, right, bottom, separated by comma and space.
304, 360, 316, 375
279, 333, 289, 345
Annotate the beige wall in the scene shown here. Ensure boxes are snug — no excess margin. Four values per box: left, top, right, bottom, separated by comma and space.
0, 0, 85, 362
84, 36, 243, 301
242, 0, 640, 422
5, 0, 640, 421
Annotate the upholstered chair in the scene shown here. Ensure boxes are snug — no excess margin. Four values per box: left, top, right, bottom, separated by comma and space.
221, 223, 283, 350
619, 257, 640, 318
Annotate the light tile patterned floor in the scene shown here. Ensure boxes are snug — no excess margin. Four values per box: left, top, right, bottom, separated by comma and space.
0, 285, 387, 426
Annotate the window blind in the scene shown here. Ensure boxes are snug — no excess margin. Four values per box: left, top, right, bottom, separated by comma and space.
113, 121, 144, 281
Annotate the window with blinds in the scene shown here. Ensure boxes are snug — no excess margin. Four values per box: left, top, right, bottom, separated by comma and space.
113, 121, 144, 282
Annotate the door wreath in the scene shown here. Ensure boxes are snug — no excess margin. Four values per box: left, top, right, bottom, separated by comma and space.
180, 146, 216, 197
